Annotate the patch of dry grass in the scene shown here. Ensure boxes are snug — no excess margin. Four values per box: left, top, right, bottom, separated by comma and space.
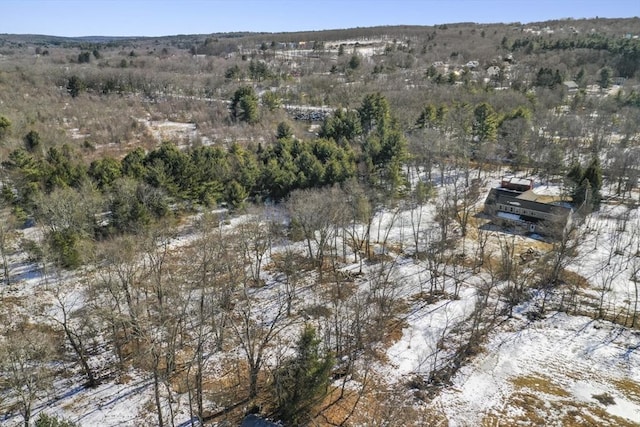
410, 289, 449, 304
560, 270, 592, 289
510, 374, 571, 397
316, 381, 445, 427
565, 404, 639, 427
613, 378, 640, 405
486, 374, 640, 427
379, 316, 408, 351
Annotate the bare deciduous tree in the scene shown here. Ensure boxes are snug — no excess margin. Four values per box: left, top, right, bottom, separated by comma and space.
443, 175, 483, 239
236, 208, 272, 286
47, 282, 100, 388
94, 235, 146, 366
183, 212, 237, 423
342, 180, 374, 272
287, 187, 346, 276
539, 218, 584, 312
0, 325, 57, 427
231, 267, 290, 399
273, 242, 304, 317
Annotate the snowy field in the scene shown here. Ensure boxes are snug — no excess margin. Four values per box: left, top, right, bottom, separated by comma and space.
439, 311, 640, 425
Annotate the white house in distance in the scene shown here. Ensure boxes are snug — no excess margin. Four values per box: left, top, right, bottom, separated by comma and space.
563, 80, 579, 93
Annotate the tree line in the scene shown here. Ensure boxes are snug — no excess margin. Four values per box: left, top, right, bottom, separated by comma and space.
0, 92, 408, 268
507, 33, 640, 78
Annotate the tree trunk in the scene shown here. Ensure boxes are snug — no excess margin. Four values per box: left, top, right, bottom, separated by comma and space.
1, 252, 9, 285
196, 345, 204, 423
633, 280, 639, 328
154, 362, 164, 427
64, 325, 98, 387
249, 363, 260, 398
23, 404, 31, 427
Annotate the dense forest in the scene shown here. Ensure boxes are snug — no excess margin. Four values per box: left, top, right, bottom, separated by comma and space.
1, 17, 640, 426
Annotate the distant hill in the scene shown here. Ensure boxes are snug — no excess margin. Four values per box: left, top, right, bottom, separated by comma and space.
1, 17, 638, 47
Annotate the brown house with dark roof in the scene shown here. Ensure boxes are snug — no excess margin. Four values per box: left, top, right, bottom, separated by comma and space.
484, 185, 573, 235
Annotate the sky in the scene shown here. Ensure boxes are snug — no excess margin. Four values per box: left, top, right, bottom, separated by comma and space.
2, 0, 638, 38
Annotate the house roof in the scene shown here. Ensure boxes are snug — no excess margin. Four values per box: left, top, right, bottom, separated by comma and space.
488, 188, 572, 216
502, 176, 533, 189
516, 189, 542, 201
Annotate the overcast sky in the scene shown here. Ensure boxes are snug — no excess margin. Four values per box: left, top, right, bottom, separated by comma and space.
3, 0, 638, 37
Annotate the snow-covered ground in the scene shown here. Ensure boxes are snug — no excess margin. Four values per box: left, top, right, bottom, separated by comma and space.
2, 169, 640, 426
565, 203, 640, 318
438, 311, 640, 425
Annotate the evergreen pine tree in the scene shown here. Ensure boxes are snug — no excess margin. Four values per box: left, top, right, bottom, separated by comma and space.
272, 325, 333, 426
583, 157, 603, 207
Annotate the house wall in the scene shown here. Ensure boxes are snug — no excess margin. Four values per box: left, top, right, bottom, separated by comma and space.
496, 202, 553, 221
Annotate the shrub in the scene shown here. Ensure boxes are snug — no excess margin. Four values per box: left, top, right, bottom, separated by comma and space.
34, 413, 78, 427
592, 392, 615, 406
